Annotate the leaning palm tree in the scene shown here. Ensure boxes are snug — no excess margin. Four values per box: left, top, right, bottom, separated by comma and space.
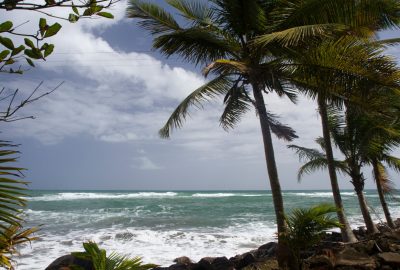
363, 95, 400, 229
289, 104, 400, 234
126, 0, 366, 252
254, 0, 400, 242
127, 2, 303, 266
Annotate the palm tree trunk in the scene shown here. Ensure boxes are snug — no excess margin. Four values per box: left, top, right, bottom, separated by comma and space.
372, 160, 395, 229
318, 97, 357, 243
252, 83, 295, 269
352, 174, 379, 234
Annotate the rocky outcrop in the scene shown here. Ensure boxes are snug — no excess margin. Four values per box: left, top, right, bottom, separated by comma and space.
45, 254, 94, 270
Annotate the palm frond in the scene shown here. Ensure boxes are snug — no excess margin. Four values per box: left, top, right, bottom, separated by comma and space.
219, 85, 252, 130
373, 161, 396, 194
167, 0, 215, 27
159, 76, 232, 138
127, 0, 180, 34
153, 28, 236, 65
72, 242, 157, 270
287, 145, 325, 162
203, 59, 249, 77
253, 24, 348, 48
266, 112, 298, 141
381, 154, 400, 172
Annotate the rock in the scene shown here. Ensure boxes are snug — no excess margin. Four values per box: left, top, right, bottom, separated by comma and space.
197, 257, 233, 270
45, 255, 94, 270
174, 256, 192, 265
255, 242, 278, 258
304, 254, 334, 270
378, 252, 400, 265
115, 232, 134, 240
229, 252, 256, 269
334, 247, 376, 269
352, 240, 382, 255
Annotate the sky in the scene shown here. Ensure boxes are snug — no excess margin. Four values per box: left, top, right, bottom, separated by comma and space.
1, 1, 399, 190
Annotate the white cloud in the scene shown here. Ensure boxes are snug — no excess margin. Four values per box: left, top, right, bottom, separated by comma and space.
134, 156, 162, 170
1, 0, 323, 166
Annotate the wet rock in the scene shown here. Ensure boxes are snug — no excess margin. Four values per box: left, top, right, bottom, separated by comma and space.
197, 257, 233, 270
229, 252, 256, 269
45, 255, 94, 270
378, 252, 400, 265
115, 232, 134, 240
174, 256, 192, 265
255, 242, 278, 258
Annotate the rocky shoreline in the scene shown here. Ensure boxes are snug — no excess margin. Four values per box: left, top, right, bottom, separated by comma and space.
46, 221, 400, 270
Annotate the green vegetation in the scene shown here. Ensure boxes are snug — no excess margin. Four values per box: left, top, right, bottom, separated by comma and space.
0, 141, 38, 269
283, 204, 341, 268
0, 0, 115, 74
71, 242, 157, 270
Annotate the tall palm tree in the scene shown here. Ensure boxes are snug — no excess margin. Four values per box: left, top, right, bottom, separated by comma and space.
289, 102, 400, 234
127, 2, 302, 266
254, 0, 400, 242
364, 94, 400, 229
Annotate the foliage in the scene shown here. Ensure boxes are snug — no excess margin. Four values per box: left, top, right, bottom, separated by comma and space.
282, 204, 342, 267
0, 140, 39, 269
0, 0, 116, 74
71, 242, 157, 270
0, 225, 38, 270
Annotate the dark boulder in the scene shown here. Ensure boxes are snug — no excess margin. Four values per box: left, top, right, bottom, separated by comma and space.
197, 257, 233, 270
45, 255, 94, 270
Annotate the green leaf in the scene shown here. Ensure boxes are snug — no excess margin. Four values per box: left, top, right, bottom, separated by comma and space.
44, 23, 61, 38
5, 59, 15, 65
83, 5, 103, 16
24, 38, 35, 49
0, 50, 10, 61
39, 18, 47, 36
11, 45, 24, 56
45, 0, 56, 5
72, 4, 79, 15
25, 58, 35, 67
97, 12, 114, 19
0, 21, 13, 32
68, 14, 80, 23
43, 44, 54, 58
0, 37, 14, 50
24, 49, 42, 59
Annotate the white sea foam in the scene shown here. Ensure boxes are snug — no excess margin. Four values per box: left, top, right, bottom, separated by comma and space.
30, 192, 178, 201
191, 193, 264, 198
16, 222, 276, 270
286, 192, 356, 197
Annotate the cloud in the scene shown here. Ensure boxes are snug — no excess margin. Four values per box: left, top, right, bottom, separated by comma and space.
134, 156, 162, 170
1, 0, 323, 167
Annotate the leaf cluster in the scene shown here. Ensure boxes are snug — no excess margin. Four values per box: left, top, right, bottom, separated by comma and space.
0, 0, 115, 74
71, 242, 158, 270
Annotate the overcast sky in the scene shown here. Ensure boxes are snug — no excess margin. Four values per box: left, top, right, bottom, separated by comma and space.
1, 1, 399, 190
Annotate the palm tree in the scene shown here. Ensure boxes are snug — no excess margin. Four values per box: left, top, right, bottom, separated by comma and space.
0, 140, 39, 269
254, 0, 400, 242
364, 94, 400, 229
127, 2, 304, 266
126, 0, 400, 252
288, 103, 400, 234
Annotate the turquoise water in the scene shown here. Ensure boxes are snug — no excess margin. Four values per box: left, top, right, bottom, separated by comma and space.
17, 190, 399, 269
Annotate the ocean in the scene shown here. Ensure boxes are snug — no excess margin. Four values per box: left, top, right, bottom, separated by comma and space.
16, 190, 400, 269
